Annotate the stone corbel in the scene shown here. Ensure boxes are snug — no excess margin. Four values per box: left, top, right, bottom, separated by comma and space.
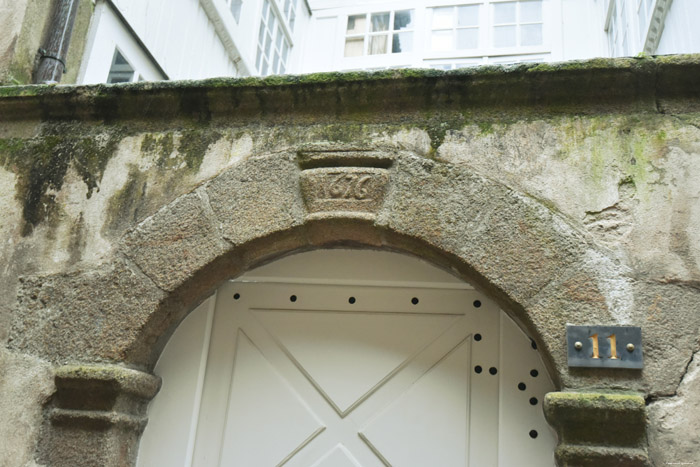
544, 392, 650, 467
39, 365, 161, 467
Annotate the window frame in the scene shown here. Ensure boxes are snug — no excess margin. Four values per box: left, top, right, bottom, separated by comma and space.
106, 47, 137, 84
424, 0, 549, 61
228, 0, 243, 23
343, 9, 416, 58
256, 0, 292, 76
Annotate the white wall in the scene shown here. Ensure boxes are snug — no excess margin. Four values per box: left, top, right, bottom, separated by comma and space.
78, 2, 166, 84
111, 0, 238, 79
559, 0, 607, 60
300, 0, 578, 72
656, 0, 700, 55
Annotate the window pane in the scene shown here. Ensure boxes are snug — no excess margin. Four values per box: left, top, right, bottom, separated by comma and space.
520, 0, 542, 23
494, 25, 516, 47
282, 40, 289, 61
273, 53, 280, 74
262, 59, 268, 75
264, 32, 272, 56
276, 27, 283, 49
230, 0, 242, 22
494, 2, 516, 24
392, 32, 413, 53
256, 48, 262, 68
394, 10, 414, 31
432, 7, 453, 29
262, 0, 269, 20
344, 37, 364, 57
520, 23, 542, 46
114, 50, 129, 65
431, 30, 453, 51
258, 23, 265, 44
457, 5, 479, 27
347, 15, 366, 34
370, 13, 390, 32
457, 28, 478, 49
268, 12, 276, 31
368, 34, 388, 54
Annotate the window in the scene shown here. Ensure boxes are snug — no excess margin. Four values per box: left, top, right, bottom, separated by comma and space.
106, 49, 135, 83
229, 0, 243, 23
431, 5, 480, 51
282, 0, 297, 32
636, 0, 653, 43
607, 0, 632, 56
256, 0, 290, 75
344, 10, 414, 57
492, 0, 543, 48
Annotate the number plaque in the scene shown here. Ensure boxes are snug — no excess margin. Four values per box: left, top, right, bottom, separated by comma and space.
566, 325, 643, 369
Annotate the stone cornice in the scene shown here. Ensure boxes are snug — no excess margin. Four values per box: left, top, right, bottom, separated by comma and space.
0, 55, 698, 122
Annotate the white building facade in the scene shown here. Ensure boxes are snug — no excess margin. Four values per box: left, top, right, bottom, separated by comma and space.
78, 0, 699, 83
79, 0, 312, 83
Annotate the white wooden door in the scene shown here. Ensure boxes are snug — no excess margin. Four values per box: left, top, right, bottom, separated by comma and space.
137, 250, 556, 467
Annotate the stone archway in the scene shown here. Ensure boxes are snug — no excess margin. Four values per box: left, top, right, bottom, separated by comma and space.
10, 145, 649, 466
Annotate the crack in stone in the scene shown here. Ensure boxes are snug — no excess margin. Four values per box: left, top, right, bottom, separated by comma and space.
646, 345, 700, 403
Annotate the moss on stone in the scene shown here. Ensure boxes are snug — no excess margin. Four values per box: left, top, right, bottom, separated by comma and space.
422, 113, 466, 155
104, 165, 148, 236
0, 123, 123, 236
177, 128, 222, 171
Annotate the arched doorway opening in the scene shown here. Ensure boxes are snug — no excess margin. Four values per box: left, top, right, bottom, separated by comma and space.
137, 249, 556, 466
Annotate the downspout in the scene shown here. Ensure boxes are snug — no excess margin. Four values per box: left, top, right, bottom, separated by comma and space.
34, 0, 81, 84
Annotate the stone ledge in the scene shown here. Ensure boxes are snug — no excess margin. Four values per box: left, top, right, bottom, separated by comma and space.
1, 55, 698, 122
544, 392, 649, 466
55, 365, 161, 401
555, 445, 650, 467
53, 365, 160, 416
49, 409, 147, 432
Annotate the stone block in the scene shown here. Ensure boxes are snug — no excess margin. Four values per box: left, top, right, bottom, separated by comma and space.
300, 167, 390, 216
205, 154, 306, 245
9, 260, 166, 363
377, 154, 587, 307
122, 191, 232, 292
0, 348, 54, 467
647, 349, 700, 466
544, 392, 650, 466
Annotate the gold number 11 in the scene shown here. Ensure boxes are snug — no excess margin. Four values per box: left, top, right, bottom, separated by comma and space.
589, 333, 619, 360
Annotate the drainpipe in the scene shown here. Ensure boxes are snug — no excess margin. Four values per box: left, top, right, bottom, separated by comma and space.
34, 0, 81, 84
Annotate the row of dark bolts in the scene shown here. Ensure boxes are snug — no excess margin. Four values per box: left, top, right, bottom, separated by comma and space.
234, 292, 542, 439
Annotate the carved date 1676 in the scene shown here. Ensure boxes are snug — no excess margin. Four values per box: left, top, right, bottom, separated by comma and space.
327, 173, 373, 200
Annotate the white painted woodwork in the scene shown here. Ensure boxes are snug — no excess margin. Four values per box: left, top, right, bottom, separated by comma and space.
111, 0, 238, 79
656, 0, 700, 55
78, 2, 166, 84
137, 250, 556, 467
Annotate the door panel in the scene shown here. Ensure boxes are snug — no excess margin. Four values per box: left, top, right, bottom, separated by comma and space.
138, 250, 556, 467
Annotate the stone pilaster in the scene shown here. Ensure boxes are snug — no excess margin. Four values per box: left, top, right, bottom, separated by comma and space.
544, 392, 650, 467
39, 365, 160, 467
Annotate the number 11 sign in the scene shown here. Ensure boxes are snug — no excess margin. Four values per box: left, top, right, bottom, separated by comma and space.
566, 325, 643, 369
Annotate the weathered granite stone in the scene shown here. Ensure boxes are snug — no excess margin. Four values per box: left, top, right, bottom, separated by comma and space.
544, 392, 650, 466
205, 154, 306, 245
9, 259, 166, 363
377, 154, 588, 307
300, 167, 390, 216
0, 348, 54, 467
121, 191, 232, 292
0, 56, 698, 466
36, 364, 161, 467
647, 350, 700, 466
